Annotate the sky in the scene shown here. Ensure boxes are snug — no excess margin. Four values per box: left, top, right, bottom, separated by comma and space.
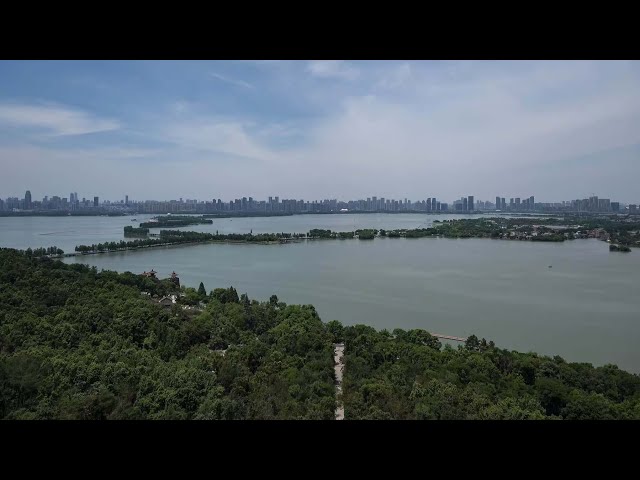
0, 60, 639, 204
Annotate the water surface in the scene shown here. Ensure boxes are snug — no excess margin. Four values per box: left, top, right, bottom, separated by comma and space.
2, 214, 637, 372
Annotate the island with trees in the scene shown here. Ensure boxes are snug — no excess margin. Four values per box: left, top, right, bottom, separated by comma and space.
1, 247, 639, 420
139, 215, 214, 228
610, 244, 632, 252
123, 226, 150, 237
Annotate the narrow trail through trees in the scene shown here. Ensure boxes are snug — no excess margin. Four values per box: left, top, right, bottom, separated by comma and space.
334, 343, 345, 420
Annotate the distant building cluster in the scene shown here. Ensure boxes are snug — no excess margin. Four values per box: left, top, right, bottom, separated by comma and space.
0, 190, 638, 215
491, 194, 626, 213
0, 190, 109, 213
134, 195, 455, 214
492, 196, 536, 212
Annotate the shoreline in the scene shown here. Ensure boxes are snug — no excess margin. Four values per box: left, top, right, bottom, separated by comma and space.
60, 235, 623, 259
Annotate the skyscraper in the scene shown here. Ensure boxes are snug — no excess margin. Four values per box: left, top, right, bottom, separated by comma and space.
496, 196, 501, 211
125, 195, 129, 205
468, 195, 474, 212
94, 196, 99, 207
598, 198, 610, 212
462, 197, 468, 212
24, 190, 32, 209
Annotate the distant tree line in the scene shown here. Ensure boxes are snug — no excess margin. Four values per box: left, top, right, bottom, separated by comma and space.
74, 215, 639, 255
140, 216, 213, 228
1, 246, 64, 257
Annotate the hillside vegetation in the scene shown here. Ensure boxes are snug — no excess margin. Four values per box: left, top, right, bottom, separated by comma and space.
1, 248, 638, 420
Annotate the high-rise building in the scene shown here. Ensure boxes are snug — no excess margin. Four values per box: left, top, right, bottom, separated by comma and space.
515, 198, 521, 209
94, 196, 99, 207
462, 197, 468, 212
427, 198, 432, 212
431, 198, 436, 211
468, 196, 474, 212
501, 198, 506, 210
598, 198, 610, 212
611, 202, 620, 212
529, 196, 534, 210
496, 196, 501, 211
24, 190, 32, 209
125, 195, 129, 205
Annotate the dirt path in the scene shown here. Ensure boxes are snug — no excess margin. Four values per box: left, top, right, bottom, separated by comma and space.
334, 343, 345, 420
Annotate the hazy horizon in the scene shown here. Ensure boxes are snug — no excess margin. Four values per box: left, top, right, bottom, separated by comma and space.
1, 60, 639, 203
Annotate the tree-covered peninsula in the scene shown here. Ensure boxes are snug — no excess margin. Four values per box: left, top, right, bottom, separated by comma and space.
73, 216, 639, 255
1, 248, 639, 420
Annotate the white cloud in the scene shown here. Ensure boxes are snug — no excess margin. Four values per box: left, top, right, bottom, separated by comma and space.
210, 72, 254, 89
0, 102, 119, 136
306, 60, 359, 80
163, 119, 273, 162
376, 63, 412, 90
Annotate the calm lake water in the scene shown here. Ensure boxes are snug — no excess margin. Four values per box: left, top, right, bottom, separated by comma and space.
2, 214, 639, 372
0, 212, 515, 253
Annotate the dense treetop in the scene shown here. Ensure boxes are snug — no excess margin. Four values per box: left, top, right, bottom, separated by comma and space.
338, 326, 640, 419
0, 249, 335, 419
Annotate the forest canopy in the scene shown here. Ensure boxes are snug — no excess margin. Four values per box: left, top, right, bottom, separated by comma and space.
1, 247, 638, 420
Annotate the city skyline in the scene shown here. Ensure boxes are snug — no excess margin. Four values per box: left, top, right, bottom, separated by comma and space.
1, 61, 640, 202
1, 188, 636, 214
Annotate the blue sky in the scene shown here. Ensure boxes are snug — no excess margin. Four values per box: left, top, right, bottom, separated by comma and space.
1, 60, 639, 203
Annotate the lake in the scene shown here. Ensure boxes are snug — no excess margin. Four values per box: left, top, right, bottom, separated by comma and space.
2, 213, 639, 372
0, 212, 540, 253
